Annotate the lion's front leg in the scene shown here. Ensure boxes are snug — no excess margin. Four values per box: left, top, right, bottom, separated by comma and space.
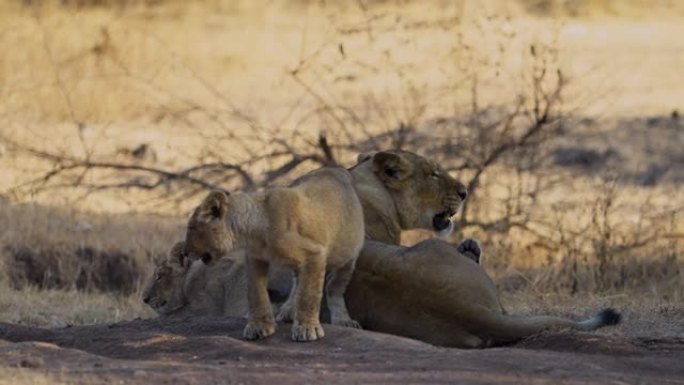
243, 258, 276, 340
291, 257, 326, 342
326, 258, 361, 329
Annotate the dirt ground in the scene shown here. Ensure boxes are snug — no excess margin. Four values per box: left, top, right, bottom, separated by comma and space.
0, 316, 682, 385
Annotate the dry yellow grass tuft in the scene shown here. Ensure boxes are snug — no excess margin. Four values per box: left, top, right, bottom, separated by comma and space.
0, 283, 153, 326
0, 367, 67, 385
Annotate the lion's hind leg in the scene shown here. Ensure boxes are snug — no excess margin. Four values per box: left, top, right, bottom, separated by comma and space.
291, 256, 326, 342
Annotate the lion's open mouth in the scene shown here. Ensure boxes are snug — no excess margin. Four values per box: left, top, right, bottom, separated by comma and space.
154, 300, 188, 316
432, 209, 455, 232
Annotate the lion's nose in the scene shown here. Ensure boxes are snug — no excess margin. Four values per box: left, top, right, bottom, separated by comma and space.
456, 183, 468, 200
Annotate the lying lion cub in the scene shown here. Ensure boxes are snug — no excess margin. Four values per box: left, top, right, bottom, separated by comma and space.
142, 241, 242, 317
185, 167, 365, 342
142, 241, 291, 317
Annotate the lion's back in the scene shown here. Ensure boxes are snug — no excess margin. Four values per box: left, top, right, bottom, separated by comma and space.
272, 166, 364, 238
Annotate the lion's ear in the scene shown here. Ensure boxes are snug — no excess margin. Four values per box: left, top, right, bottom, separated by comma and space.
372, 151, 413, 186
168, 241, 188, 268
194, 190, 230, 223
356, 152, 375, 164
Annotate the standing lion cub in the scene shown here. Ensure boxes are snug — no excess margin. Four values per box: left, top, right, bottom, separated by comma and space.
185, 167, 365, 342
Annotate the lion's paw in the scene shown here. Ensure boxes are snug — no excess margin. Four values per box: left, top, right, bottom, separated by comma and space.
457, 238, 482, 264
291, 323, 325, 342
332, 318, 362, 329
243, 321, 276, 340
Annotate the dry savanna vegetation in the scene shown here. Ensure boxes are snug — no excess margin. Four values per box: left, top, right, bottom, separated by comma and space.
0, 1, 682, 382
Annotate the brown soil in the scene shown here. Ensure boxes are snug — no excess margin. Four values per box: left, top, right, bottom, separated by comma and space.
0, 317, 682, 385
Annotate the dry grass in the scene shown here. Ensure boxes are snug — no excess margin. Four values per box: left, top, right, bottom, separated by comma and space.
0, 367, 68, 385
0, 283, 153, 326
0, 198, 168, 325
0, 0, 681, 327
0, 199, 183, 319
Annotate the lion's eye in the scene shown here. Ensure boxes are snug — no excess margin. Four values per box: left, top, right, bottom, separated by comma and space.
430, 171, 440, 179
155, 273, 163, 281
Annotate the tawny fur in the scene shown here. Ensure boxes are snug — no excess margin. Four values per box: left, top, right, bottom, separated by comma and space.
185, 167, 365, 342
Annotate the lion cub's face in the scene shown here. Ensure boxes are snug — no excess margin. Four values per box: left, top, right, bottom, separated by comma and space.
142, 241, 188, 315
185, 190, 235, 264
368, 151, 468, 235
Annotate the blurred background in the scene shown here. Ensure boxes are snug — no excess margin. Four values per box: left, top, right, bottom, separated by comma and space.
0, 0, 682, 326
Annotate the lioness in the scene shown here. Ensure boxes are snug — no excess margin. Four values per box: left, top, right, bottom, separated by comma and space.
343, 150, 620, 347
142, 241, 290, 317
185, 167, 365, 342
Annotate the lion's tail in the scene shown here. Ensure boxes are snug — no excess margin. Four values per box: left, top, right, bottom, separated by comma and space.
477, 307, 621, 344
